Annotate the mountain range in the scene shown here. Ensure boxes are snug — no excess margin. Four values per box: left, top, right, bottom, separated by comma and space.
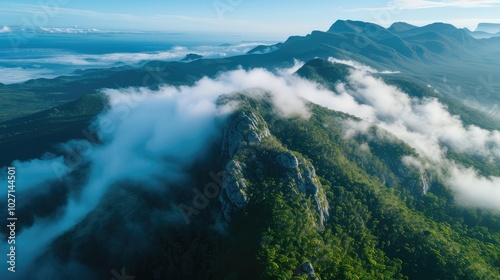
1, 20, 500, 280
475, 23, 500, 34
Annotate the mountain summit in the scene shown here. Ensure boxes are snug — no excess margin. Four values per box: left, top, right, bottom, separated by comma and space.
388, 22, 417, 32
1, 19, 500, 279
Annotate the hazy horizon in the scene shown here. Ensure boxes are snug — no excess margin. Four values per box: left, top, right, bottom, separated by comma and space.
1, 0, 500, 38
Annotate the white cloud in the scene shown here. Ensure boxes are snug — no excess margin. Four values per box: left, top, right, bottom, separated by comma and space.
312, 60, 500, 211
2, 62, 499, 278
393, 0, 500, 10
331, 67, 500, 162
446, 164, 500, 211
0, 77, 226, 279
103, 62, 500, 214
0, 26, 11, 33
0, 66, 314, 278
0, 67, 56, 84
328, 58, 400, 74
0, 3, 140, 22
12, 157, 70, 190
0, 41, 277, 85
38, 27, 108, 34
0, 3, 276, 35
343, 119, 373, 139
347, 0, 500, 11
278, 59, 306, 75
0, 42, 274, 68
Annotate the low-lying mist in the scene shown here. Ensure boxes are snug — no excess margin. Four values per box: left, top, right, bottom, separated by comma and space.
1, 60, 499, 278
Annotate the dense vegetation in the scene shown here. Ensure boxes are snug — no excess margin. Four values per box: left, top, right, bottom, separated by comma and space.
0, 93, 107, 166
112, 94, 500, 279
232, 96, 500, 279
3, 61, 500, 279
3, 20, 500, 278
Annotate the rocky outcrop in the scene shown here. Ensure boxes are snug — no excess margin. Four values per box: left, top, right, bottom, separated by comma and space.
219, 109, 329, 228
219, 160, 247, 227
222, 111, 270, 158
276, 152, 299, 169
275, 151, 329, 228
293, 162, 330, 228
294, 262, 319, 280
219, 111, 270, 226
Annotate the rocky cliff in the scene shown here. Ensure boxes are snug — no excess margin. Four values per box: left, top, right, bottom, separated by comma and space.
218, 100, 330, 229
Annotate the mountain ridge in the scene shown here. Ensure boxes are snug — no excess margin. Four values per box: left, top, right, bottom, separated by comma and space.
13, 88, 500, 279
2, 19, 500, 278
2, 20, 499, 120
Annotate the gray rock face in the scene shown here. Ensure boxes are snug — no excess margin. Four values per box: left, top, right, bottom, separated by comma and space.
296, 262, 319, 280
291, 162, 330, 228
303, 165, 318, 194
219, 160, 247, 227
220, 111, 270, 227
222, 111, 270, 158
219, 109, 330, 229
276, 152, 299, 169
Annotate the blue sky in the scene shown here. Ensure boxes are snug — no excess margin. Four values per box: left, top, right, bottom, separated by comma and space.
1, 0, 500, 39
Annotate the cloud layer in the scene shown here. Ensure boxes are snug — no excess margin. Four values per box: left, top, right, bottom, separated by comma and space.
324, 60, 500, 211
0, 67, 57, 84
0, 41, 274, 83
0, 26, 11, 33
1, 61, 499, 278
393, 0, 500, 10
0, 66, 315, 279
350, 0, 500, 11
0, 42, 269, 67
0, 78, 229, 279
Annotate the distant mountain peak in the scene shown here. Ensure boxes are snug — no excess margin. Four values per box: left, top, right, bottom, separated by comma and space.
296, 58, 353, 85
424, 22, 458, 30
181, 53, 203, 62
327, 19, 384, 34
247, 43, 283, 55
328, 20, 468, 39
393, 22, 474, 43
475, 23, 500, 33
388, 22, 417, 32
